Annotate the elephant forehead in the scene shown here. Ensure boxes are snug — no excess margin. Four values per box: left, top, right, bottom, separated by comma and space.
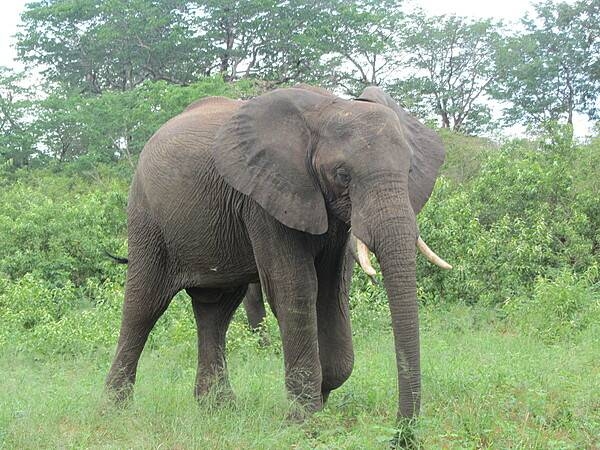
318, 111, 406, 154
322, 102, 401, 132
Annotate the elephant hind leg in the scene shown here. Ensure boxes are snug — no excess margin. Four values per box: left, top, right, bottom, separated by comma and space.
105, 220, 176, 402
189, 285, 247, 401
243, 283, 271, 347
243, 283, 266, 331
105, 275, 176, 401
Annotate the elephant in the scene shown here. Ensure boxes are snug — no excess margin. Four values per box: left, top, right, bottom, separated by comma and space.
105, 85, 450, 423
240, 85, 450, 333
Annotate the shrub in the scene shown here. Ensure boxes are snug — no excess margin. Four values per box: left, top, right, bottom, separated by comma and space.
503, 265, 600, 343
0, 275, 122, 354
0, 165, 129, 286
416, 131, 598, 306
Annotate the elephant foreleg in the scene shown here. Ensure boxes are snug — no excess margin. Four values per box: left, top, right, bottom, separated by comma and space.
261, 265, 321, 417
316, 247, 354, 403
247, 218, 322, 418
188, 285, 247, 401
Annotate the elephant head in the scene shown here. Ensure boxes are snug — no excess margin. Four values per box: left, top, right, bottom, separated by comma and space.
212, 87, 447, 420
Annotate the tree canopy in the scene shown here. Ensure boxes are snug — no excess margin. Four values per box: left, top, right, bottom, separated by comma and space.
391, 11, 502, 133
2, 0, 599, 167
492, 0, 600, 127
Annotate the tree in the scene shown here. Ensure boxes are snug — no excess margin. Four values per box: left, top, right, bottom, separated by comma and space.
0, 67, 35, 166
17, 0, 405, 93
320, 0, 404, 95
191, 0, 403, 90
17, 0, 201, 93
390, 11, 502, 133
30, 77, 256, 163
246, 0, 348, 87
492, 0, 600, 129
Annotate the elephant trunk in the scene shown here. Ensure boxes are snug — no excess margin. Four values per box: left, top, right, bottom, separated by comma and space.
375, 228, 420, 419
351, 183, 421, 420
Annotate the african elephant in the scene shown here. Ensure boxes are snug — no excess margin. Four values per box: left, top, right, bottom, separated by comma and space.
241, 85, 450, 332
105, 85, 449, 422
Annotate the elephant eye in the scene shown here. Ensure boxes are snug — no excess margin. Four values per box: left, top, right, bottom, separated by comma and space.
335, 168, 351, 186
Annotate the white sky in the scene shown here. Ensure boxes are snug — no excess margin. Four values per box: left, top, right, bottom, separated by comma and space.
0, 0, 591, 137
0, 0, 27, 69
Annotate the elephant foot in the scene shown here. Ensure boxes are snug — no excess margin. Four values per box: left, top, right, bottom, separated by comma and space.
248, 322, 271, 348
257, 330, 271, 348
285, 394, 323, 423
194, 380, 236, 406
104, 374, 135, 406
99, 387, 133, 418
390, 418, 420, 450
285, 404, 312, 424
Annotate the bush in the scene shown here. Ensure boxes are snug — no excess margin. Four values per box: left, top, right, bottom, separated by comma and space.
416, 131, 598, 306
0, 165, 129, 286
0, 275, 122, 354
31, 77, 259, 164
503, 265, 600, 343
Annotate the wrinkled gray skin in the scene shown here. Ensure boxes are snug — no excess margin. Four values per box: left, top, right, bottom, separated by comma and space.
105, 85, 445, 421
242, 85, 441, 341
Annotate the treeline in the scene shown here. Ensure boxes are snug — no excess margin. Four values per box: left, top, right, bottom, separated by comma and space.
1, 0, 599, 166
1, 127, 598, 354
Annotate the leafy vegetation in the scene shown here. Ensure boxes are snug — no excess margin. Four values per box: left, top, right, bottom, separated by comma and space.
492, 0, 600, 127
391, 12, 502, 133
418, 126, 600, 308
32, 77, 257, 163
2, 0, 599, 168
1, 302, 598, 449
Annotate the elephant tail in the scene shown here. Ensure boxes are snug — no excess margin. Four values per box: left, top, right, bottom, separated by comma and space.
104, 250, 128, 264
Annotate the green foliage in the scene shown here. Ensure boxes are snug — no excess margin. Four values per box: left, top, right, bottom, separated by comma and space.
16, 0, 401, 93
17, 0, 200, 92
390, 12, 503, 133
0, 275, 122, 354
416, 129, 599, 309
7, 0, 600, 166
0, 67, 36, 166
436, 128, 497, 183
492, 0, 600, 127
504, 265, 600, 343
32, 77, 256, 162
316, 0, 404, 93
0, 165, 129, 285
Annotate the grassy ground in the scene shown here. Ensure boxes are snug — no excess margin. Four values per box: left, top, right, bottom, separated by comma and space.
1, 304, 598, 449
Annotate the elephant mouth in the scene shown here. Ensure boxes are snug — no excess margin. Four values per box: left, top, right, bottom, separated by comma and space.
348, 233, 452, 280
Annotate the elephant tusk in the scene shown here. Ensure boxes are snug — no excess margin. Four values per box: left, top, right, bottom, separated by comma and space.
355, 238, 377, 277
417, 236, 452, 269
349, 234, 378, 284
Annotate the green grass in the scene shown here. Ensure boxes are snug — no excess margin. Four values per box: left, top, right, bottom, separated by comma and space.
1, 304, 598, 449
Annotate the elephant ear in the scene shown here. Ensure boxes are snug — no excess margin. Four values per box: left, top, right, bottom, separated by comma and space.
212, 88, 331, 235
357, 86, 445, 215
